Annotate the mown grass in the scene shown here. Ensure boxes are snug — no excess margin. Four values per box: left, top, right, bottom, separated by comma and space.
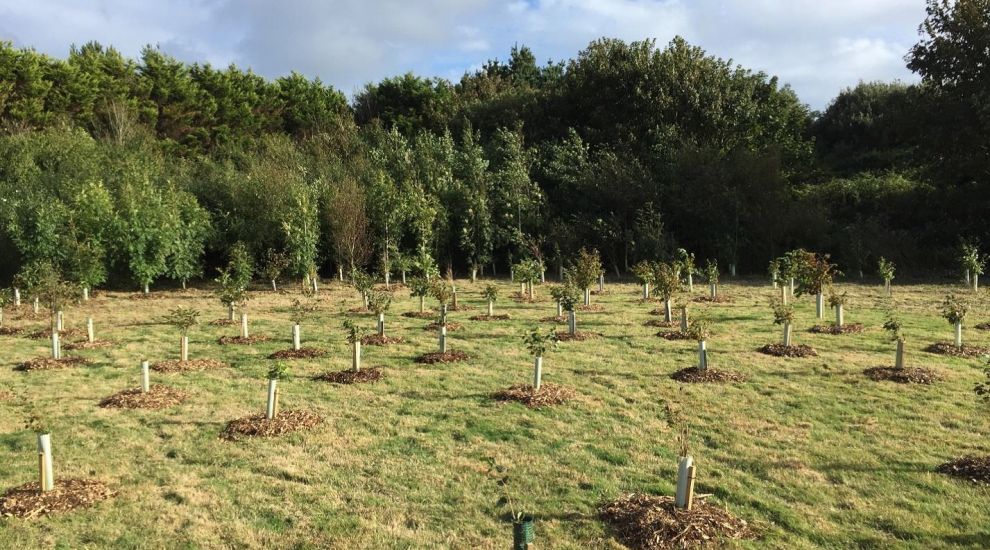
1, 277, 989, 549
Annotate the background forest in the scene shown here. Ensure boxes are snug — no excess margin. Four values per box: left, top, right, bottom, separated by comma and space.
0, 0, 986, 289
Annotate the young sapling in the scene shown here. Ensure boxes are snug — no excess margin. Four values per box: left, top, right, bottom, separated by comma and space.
523, 328, 558, 391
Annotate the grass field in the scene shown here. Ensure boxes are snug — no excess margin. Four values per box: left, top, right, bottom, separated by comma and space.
1, 277, 989, 549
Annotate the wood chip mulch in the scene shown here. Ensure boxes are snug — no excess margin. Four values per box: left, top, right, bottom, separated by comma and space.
468, 314, 512, 321
863, 366, 941, 384
220, 410, 324, 441
540, 315, 567, 324
644, 319, 677, 328
758, 343, 818, 357
577, 304, 605, 312
0, 326, 22, 335
936, 455, 990, 484
415, 350, 469, 364
209, 319, 237, 326
975, 322, 990, 331
347, 306, 372, 314
423, 322, 463, 331
402, 311, 435, 319
924, 342, 990, 357
28, 328, 84, 340
268, 348, 327, 359
313, 368, 385, 384
599, 493, 756, 550
492, 384, 575, 408
658, 330, 692, 340
15, 356, 90, 372
447, 304, 472, 312
361, 334, 405, 346
0, 479, 116, 518
63, 339, 114, 350
151, 359, 229, 373
591, 289, 612, 296
557, 332, 601, 342
692, 295, 733, 304
217, 335, 271, 345
810, 323, 865, 335
671, 367, 747, 383
99, 385, 188, 409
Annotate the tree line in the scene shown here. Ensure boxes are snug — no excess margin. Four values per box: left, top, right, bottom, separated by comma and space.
0, 0, 986, 289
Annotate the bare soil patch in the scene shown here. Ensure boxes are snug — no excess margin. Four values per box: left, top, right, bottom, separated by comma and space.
220, 410, 323, 441
0, 479, 116, 518
99, 385, 187, 409
599, 493, 756, 550
492, 384, 574, 408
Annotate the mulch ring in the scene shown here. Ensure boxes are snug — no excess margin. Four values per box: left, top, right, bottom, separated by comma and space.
924, 342, 990, 357
863, 366, 941, 385
347, 306, 372, 314
361, 334, 405, 346
658, 330, 692, 341
540, 315, 567, 324
0, 326, 22, 336
268, 347, 327, 359
600, 493, 756, 550
591, 289, 612, 296
936, 456, 990, 485
220, 410, 323, 441
63, 339, 114, 351
447, 303, 472, 311
492, 384, 575, 408
415, 350, 469, 364
644, 319, 677, 328
423, 322, 463, 332
692, 295, 733, 304
975, 322, 990, 331
15, 356, 90, 372
577, 304, 606, 312
468, 314, 511, 321
402, 311, 435, 319
810, 323, 865, 335
217, 335, 270, 345
313, 368, 385, 384
209, 318, 237, 326
0, 479, 117, 518
671, 367, 747, 383
557, 331, 601, 342
758, 343, 818, 358
28, 328, 84, 340
99, 385, 187, 409
151, 359, 229, 373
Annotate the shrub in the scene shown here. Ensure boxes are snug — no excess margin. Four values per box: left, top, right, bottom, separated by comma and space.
569, 248, 601, 291
877, 256, 895, 283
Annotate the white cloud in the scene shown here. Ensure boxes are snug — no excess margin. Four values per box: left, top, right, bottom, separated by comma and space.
0, 0, 927, 107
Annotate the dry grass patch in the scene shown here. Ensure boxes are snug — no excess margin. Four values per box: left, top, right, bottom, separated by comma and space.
936, 456, 990, 485
863, 366, 941, 385
924, 342, 990, 357
671, 367, 746, 383
313, 368, 385, 384
15, 356, 90, 372
268, 348, 327, 359
99, 385, 188, 409
151, 359, 228, 373
758, 344, 817, 357
492, 384, 575, 408
0, 479, 116, 519
220, 410, 323, 441
599, 493, 756, 550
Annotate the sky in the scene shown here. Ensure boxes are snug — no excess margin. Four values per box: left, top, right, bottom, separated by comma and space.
0, 0, 927, 109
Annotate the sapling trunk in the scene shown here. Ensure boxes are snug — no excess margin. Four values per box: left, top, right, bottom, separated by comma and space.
974, 273, 979, 292
227, 304, 235, 321
835, 304, 844, 327
0, 307, 4, 327
674, 455, 695, 510
533, 355, 543, 391
353, 340, 362, 371
783, 322, 792, 347
292, 324, 301, 350
558, 266, 564, 281
663, 299, 672, 323
598, 274, 604, 292
955, 322, 963, 348
698, 340, 708, 370
385, 271, 390, 289
527, 281, 534, 300
377, 313, 385, 337
56, 311, 64, 331
266, 379, 278, 420
143, 282, 150, 295
311, 277, 319, 294
37, 433, 54, 493
583, 288, 591, 306
680, 306, 689, 332
452, 291, 458, 309
240, 313, 249, 338
83, 286, 89, 301
470, 268, 476, 283
33, 297, 39, 314
86, 317, 94, 343
965, 269, 971, 285
180, 336, 189, 361
487, 300, 494, 316
338, 266, 343, 281
439, 326, 447, 353
362, 293, 369, 309
141, 360, 150, 393
687, 272, 693, 291
781, 284, 788, 305
815, 293, 824, 319
709, 283, 717, 299
51, 331, 60, 359
540, 270, 545, 283
402, 271, 407, 284
182, 280, 187, 290
789, 277, 795, 295
643, 283, 650, 299
556, 301, 563, 317
884, 279, 891, 296
568, 310, 577, 335
419, 296, 425, 313
895, 339, 905, 369
772, 278, 778, 289
14, 288, 20, 306
730, 264, 736, 277
520, 282, 525, 294
271, 279, 277, 291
